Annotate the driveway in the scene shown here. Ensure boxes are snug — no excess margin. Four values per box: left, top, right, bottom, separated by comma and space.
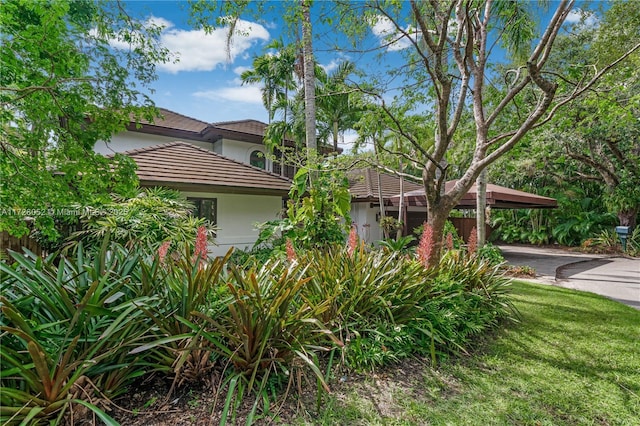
498, 245, 640, 310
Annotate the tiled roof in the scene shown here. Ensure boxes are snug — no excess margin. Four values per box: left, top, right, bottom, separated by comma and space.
389, 180, 557, 209
135, 108, 211, 133
212, 119, 269, 137
123, 142, 292, 194
348, 168, 423, 202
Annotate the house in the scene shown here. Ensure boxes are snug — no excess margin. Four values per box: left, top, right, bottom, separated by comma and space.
97, 109, 295, 256
95, 108, 297, 178
98, 108, 556, 251
348, 168, 424, 242
114, 142, 291, 257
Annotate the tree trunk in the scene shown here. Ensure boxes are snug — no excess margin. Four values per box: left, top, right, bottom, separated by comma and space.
373, 135, 388, 239
425, 202, 449, 268
476, 169, 487, 248
301, 0, 317, 161
396, 160, 404, 240
333, 120, 339, 152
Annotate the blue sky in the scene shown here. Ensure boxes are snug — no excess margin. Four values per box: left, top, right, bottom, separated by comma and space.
123, 0, 358, 125
121, 1, 595, 148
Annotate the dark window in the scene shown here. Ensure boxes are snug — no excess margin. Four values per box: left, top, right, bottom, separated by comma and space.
250, 150, 266, 169
188, 198, 217, 225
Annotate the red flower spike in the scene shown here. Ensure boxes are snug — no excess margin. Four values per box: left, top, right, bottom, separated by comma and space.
158, 241, 171, 265
417, 223, 433, 268
194, 226, 208, 263
286, 239, 297, 262
468, 226, 477, 255
347, 225, 358, 257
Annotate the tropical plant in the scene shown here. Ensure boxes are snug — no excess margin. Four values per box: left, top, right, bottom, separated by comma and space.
70, 187, 216, 252
132, 245, 231, 386
377, 235, 416, 254
302, 244, 436, 338
315, 61, 360, 152
255, 165, 351, 251
0, 240, 154, 425
0, 0, 170, 243
180, 259, 339, 422
476, 243, 505, 266
428, 250, 517, 354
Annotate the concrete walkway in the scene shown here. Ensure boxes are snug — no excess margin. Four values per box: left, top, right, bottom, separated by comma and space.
499, 245, 640, 309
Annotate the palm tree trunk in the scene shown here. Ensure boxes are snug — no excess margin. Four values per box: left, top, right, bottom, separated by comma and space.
301, 0, 317, 163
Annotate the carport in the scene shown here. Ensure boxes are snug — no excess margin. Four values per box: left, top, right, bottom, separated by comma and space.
389, 180, 558, 240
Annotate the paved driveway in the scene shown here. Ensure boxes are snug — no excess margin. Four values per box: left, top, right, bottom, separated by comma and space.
499, 245, 640, 310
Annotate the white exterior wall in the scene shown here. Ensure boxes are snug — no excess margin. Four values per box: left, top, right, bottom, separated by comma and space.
94, 131, 214, 155
182, 191, 283, 257
351, 202, 383, 244
219, 139, 272, 172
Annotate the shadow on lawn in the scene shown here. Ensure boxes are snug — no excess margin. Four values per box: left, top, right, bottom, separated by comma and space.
504, 283, 640, 395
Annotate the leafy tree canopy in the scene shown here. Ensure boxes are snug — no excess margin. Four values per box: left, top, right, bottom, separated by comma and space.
0, 0, 170, 241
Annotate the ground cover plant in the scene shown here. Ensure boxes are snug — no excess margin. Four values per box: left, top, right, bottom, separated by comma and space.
0, 225, 517, 425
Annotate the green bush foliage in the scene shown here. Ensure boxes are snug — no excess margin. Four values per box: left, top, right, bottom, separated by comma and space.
70, 187, 216, 252
0, 241, 152, 424
0, 232, 516, 424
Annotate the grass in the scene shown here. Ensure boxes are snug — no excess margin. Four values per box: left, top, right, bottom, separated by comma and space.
293, 281, 640, 425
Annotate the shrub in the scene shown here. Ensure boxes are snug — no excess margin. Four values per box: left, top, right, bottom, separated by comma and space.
377, 235, 416, 254
0, 241, 153, 424
69, 187, 215, 252
182, 260, 340, 420
302, 244, 436, 332
477, 242, 505, 266
132, 244, 231, 385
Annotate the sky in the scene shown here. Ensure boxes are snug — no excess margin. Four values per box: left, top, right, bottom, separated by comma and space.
120, 1, 595, 150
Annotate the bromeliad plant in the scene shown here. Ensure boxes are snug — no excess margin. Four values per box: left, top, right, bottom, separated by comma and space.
132, 243, 231, 385
0, 240, 154, 425
178, 260, 341, 422
303, 244, 437, 329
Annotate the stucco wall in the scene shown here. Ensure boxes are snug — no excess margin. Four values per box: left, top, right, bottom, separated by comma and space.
182, 191, 283, 257
219, 139, 271, 172
94, 131, 214, 155
351, 203, 383, 244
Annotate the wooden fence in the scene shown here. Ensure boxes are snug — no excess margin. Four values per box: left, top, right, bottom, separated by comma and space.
449, 217, 493, 243
1, 231, 47, 260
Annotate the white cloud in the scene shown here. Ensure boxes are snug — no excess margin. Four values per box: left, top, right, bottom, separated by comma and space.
193, 85, 263, 104
158, 20, 270, 73
101, 16, 270, 73
321, 59, 340, 73
565, 9, 598, 27
369, 15, 415, 51
145, 16, 173, 30
233, 66, 252, 75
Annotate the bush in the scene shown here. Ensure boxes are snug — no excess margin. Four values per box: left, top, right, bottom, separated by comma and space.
69, 187, 215, 252
0, 241, 153, 424
477, 242, 505, 266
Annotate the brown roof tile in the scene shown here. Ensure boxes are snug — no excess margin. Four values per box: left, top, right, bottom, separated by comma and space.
348, 168, 423, 202
123, 142, 292, 194
135, 108, 211, 133
212, 119, 269, 137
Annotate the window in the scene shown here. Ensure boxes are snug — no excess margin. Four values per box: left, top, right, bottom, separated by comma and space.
188, 198, 217, 225
249, 150, 266, 169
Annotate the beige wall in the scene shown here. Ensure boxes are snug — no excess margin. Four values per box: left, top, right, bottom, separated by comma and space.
182, 191, 283, 257
351, 203, 383, 244
94, 131, 216, 155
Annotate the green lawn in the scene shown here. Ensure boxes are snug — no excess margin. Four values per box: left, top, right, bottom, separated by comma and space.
294, 282, 640, 425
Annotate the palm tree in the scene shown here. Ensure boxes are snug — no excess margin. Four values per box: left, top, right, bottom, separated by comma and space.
316, 61, 359, 152
241, 55, 282, 124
